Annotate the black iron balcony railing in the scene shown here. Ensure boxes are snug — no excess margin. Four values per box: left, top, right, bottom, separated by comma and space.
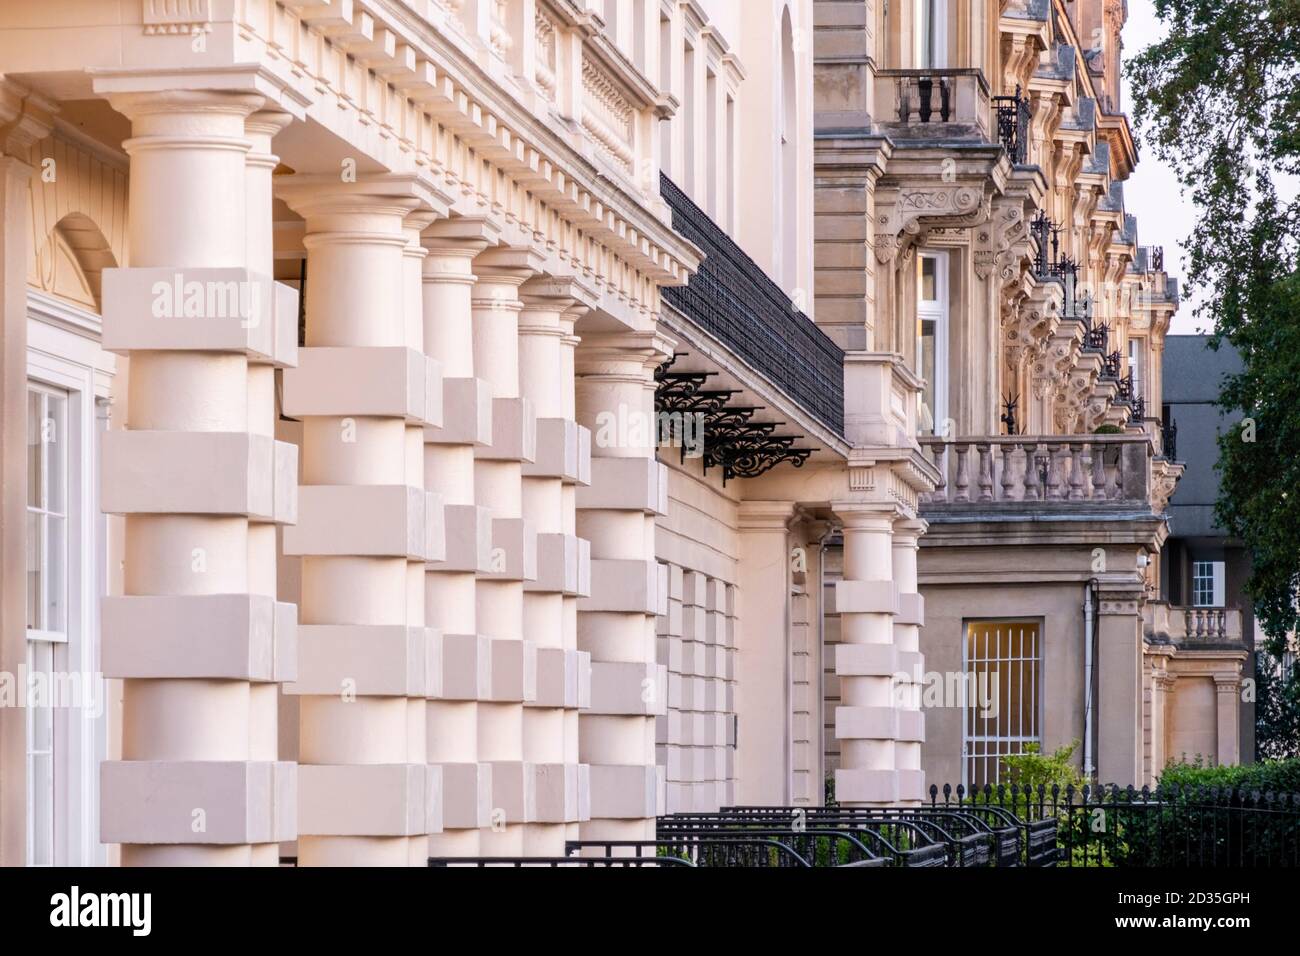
660, 173, 845, 435
1083, 315, 1109, 353
1131, 394, 1146, 421
1102, 350, 1122, 379
1161, 417, 1178, 460
1116, 371, 1134, 403
992, 86, 1031, 165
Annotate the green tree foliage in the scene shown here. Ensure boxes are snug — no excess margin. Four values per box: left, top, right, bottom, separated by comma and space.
1129, 1, 1300, 755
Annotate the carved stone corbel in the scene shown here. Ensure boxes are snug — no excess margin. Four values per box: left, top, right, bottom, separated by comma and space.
874, 183, 993, 265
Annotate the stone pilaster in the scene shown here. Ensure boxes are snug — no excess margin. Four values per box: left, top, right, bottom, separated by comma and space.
0, 80, 53, 867
575, 330, 672, 841
1096, 585, 1145, 786
279, 178, 443, 865
734, 501, 796, 806
1214, 675, 1241, 766
95, 87, 297, 864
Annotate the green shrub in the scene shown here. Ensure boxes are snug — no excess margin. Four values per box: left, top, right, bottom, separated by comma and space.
1093, 424, 1123, 434
1158, 756, 1300, 794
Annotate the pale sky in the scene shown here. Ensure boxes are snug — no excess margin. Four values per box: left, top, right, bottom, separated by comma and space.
1120, 0, 1206, 334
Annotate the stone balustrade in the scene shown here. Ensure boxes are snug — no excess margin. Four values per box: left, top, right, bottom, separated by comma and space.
919, 434, 1155, 508
874, 69, 992, 140
1144, 602, 1244, 646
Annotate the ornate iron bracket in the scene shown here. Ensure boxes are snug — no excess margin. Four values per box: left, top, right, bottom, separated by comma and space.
654, 354, 813, 484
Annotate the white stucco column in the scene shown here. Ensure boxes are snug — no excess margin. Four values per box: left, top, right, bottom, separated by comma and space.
831, 503, 901, 805
735, 501, 796, 806
279, 178, 443, 865
518, 280, 592, 854
575, 331, 672, 842
472, 247, 542, 855
421, 223, 496, 856
891, 517, 927, 804
95, 87, 297, 864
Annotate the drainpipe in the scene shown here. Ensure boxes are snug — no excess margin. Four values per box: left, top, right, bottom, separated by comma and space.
1083, 578, 1098, 781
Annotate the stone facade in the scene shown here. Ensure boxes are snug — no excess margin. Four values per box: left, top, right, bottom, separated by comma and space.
0, 0, 1244, 866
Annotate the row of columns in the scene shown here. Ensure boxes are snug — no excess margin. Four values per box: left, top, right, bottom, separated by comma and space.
96, 84, 671, 863
97, 90, 299, 864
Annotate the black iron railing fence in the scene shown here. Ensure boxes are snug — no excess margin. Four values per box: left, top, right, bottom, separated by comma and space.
660, 173, 845, 436
930, 783, 1300, 867
277, 782, 1300, 867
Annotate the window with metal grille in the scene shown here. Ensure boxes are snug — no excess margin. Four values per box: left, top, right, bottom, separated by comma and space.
963, 619, 1040, 789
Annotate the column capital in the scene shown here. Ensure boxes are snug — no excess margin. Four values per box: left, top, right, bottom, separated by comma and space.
474, 244, 546, 281
737, 500, 798, 532
892, 517, 928, 540
520, 274, 598, 311
830, 500, 901, 532
104, 88, 266, 128
278, 173, 446, 224
574, 329, 676, 376
1213, 674, 1242, 694
246, 108, 293, 140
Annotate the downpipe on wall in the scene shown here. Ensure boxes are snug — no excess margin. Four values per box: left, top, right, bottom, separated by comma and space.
1083, 578, 1098, 782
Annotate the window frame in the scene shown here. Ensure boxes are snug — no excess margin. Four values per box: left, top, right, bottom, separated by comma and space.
961, 618, 1043, 790
1191, 560, 1226, 608
25, 290, 113, 867
913, 0, 948, 69
916, 250, 949, 435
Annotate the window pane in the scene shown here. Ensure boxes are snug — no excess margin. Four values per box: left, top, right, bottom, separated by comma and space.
26, 390, 41, 509
26, 510, 41, 631
27, 639, 55, 867
920, 317, 937, 425
45, 514, 66, 635
44, 392, 67, 516
920, 256, 937, 301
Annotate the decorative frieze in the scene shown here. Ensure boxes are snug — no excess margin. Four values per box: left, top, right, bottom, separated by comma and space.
142, 0, 212, 36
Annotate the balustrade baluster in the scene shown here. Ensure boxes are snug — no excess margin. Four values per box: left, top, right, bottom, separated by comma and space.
1067, 443, 1085, 500
1023, 443, 1041, 500
1000, 443, 1018, 500
953, 443, 971, 502
977, 443, 994, 502
1090, 443, 1107, 501
1044, 444, 1063, 500
931, 442, 948, 501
